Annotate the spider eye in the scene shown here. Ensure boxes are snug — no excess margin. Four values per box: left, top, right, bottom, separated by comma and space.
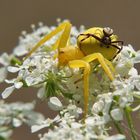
103, 27, 113, 36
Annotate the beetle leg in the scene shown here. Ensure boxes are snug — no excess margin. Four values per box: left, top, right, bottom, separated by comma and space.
68, 60, 90, 119
25, 21, 72, 59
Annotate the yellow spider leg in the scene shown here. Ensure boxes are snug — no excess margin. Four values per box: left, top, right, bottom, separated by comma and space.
52, 35, 71, 60
25, 21, 71, 59
52, 38, 60, 50
68, 60, 90, 118
82, 53, 114, 81
104, 58, 115, 73
67, 37, 71, 45
52, 36, 71, 50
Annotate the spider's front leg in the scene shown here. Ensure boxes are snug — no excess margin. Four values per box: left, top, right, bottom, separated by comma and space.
25, 21, 72, 59
68, 60, 90, 118
82, 53, 114, 81
68, 54, 115, 118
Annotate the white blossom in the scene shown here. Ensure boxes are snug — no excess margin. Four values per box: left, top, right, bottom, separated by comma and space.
1, 20, 140, 140
0, 101, 44, 139
7, 66, 20, 73
0, 53, 12, 83
1, 79, 23, 99
1, 85, 15, 99
48, 97, 63, 111
0, 67, 8, 83
105, 134, 126, 140
31, 115, 60, 133
0, 53, 11, 66
110, 108, 123, 121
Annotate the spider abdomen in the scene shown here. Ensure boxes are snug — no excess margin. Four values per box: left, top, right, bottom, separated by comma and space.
77, 27, 119, 60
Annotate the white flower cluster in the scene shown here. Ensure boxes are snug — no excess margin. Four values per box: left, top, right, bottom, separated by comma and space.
1, 19, 140, 140
0, 100, 44, 139
34, 100, 125, 140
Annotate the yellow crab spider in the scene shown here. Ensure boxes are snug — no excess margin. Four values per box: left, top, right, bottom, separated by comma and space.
25, 21, 123, 118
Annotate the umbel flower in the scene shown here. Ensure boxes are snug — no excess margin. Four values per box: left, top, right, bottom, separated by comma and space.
0, 101, 44, 139
1, 19, 140, 140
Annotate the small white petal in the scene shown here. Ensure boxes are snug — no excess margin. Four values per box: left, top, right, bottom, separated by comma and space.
7, 66, 20, 73
31, 119, 52, 133
12, 118, 22, 127
133, 77, 140, 91
111, 108, 123, 121
31, 124, 48, 133
115, 61, 132, 77
85, 117, 95, 125
25, 76, 34, 86
14, 82, 23, 89
13, 45, 28, 56
37, 87, 45, 99
71, 122, 82, 129
133, 91, 140, 96
132, 104, 140, 112
106, 134, 126, 140
85, 116, 104, 126
92, 100, 104, 113
128, 67, 138, 77
0, 67, 7, 83
119, 97, 128, 108
53, 115, 60, 122
48, 97, 63, 111
0, 53, 10, 66
1, 86, 15, 99
77, 108, 83, 114
134, 51, 140, 63
5, 79, 16, 84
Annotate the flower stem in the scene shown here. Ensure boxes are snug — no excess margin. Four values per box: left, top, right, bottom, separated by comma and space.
124, 106, 137, 140
109, 96, 124, 134
111, 118, 123, 134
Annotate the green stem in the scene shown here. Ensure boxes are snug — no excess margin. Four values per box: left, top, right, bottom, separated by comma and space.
109, 96, 124, 134
112, 119, 124, 134
11, 56, 22, 65
124, 106, 137, 140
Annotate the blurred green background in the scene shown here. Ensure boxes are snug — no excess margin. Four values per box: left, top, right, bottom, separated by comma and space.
0, 0, 140, 139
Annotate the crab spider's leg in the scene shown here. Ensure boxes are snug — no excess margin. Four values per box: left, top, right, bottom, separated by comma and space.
82, 53, 114, 81
51, 38, 61, 50
52, 36, 71, 50
68, 60, 90, 118
25, 21, 71, 59
104, 58, 115, 73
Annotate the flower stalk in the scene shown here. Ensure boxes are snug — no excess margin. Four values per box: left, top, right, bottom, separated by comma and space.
124, 106, 137, 140
112, 119, 124, 134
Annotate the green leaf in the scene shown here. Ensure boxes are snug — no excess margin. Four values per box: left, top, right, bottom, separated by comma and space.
0, 136, 6, 140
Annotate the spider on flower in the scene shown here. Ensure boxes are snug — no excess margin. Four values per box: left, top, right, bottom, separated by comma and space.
25, 21, 123, 118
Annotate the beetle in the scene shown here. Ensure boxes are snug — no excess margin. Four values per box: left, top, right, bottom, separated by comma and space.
25, 21, 123, 118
